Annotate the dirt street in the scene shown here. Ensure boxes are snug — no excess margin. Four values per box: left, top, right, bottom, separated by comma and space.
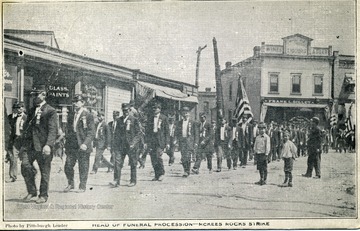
4, 149, 356, 223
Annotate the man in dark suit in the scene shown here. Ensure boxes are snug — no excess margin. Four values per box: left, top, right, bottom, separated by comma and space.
214, 117, 230, 172
7, 101, 27, 183
110, 103, 141, 187
108, 111, 120, 172
229, 117, 240, 170
192, 112, 214, 174
145, 102, 169, 181
176, 106, 198, 177
270, 123, 281, 162
91, 112, 112, 174
166, 115, 177, 166
238, 114, 253, 168
21, 85, 58, 204
64, 95, 96, 193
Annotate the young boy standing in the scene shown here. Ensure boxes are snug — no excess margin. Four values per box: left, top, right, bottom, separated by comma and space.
280, 131, 297, 187
254, 122, 271, 186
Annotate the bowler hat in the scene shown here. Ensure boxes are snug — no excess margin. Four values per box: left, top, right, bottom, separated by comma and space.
30, 84, 47, 95
72, 94, 85, 102
122, 103, 130, 110
12, 101, 24, 108
182, 106, 190, 112
152, 102, 162, 109
311, 117, 320, 124
258, 122, 266, 129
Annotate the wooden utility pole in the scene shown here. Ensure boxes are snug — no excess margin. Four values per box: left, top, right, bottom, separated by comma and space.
194, 44, 207, 120
213, 37, 224, 123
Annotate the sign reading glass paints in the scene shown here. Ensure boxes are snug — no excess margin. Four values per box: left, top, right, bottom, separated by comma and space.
47, 85, 70, 98
284, 37, 308, 56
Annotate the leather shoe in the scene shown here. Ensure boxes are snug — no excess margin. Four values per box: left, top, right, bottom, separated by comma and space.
158, 175, 165, 181
279, 183, 288, 187
151, 177, 158, 181
23, 194, 37, 202
77, 188, 86, 193
128, 182, 136, 187
191, 168, 199, 174
90, 170, 96, 174
35, 197, 47, 204
63, 185, 74, 193
216, 169, 221, 172
302, 174, 311, 178
6, 178, 16, 183
182, 172, 189, 178
109, 181, 119, 187
288, 182, 293, 187
313, 176, 321, 179
255, 181, 262, 185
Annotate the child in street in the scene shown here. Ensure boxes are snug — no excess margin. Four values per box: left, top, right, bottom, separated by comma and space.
280, 131, 297, 187
254, 122, 271, 186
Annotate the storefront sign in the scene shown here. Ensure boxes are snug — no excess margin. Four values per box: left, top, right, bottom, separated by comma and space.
263, 99, 315, 104
4, 69, 13, 91
285, 37, 308, 56
47, 85, 70, 98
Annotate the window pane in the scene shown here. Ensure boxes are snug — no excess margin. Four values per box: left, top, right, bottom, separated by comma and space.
314, 76, 323, 94
269, 74, 278, 92
292, 75, 301, 93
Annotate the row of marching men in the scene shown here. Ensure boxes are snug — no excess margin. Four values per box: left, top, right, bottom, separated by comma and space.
5, 84, 321, 205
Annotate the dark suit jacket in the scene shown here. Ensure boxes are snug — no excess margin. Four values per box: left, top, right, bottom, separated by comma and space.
145, 113, 169, 149
228, 125, 241, 149
113, 115, 140, 150
24, 103, 58, 152
270, 128, 281, 148
65, 108, 96, 153
8, 113, 27, 149
238, 122, 253, 149
214, 124, 231, 148
198, 120, 215, 153
94, 121, 111, 149
175, 119, 199, 150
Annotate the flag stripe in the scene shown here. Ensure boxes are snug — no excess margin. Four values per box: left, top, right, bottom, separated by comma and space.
233, 76, 253, 123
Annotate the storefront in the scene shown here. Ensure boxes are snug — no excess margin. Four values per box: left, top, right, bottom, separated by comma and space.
260, 98, 331, 127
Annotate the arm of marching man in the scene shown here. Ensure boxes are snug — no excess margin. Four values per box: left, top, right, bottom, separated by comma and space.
163, 115, 170, 148
83, 112, 96, 148
46, 107, 59, 148
104, 122, 112, 149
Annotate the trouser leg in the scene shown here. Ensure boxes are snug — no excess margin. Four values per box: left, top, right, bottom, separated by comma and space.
21, 150, 37, 196
36, 152, 53, 198
78, 151, 90, 190
92, 148, 104, 172
9, 146, 20, 180
64, 152, 77, 186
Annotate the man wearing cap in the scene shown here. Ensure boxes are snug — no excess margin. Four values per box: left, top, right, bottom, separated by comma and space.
91, 112, 112, 174
254, 122, 271, 185
302, 117, 322, 179
108, 111, 121, 172
166, 114, 177, 166
129, 100, 139, 118
228, 117, 240, 170
192, 112, 214, 174
64, 94, 96, 193
176, 106, 198, 177
238, 114, 253, 168
110, 103, 141, 187
214, 117, 230, 172
145, 102, 169, 181
7, 101, 27, 183
21, 85, 58, 203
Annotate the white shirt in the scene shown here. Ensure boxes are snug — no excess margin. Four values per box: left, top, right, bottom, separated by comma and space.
182, 119, 189, 137
95, 122, 102, 139
35, 101, 46, 115
153, 114, 159, 133
242, 123, 246, 135
74, 107, 85, 132
220, 126, 225, 141
169, 124, 175, 137
123, 115, 129, 123
232, 127, 237, 141
15, 113, 23, 136
253, 125, 258, 138
112, 120, 117, 132
200, 121, 206, 137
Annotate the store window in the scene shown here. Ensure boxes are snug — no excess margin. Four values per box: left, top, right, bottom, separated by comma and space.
203, 101, 209, 113
291, 74, 301, 94
313, 74, 323, 94
269, 72, 279, 93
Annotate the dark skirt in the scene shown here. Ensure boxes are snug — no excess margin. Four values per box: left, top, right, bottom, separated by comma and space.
283, 157, 294, 172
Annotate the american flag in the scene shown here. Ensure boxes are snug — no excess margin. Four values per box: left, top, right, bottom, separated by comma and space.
233, 75, 253, 123
344, 102, 355, 138
330, 104, 338, 126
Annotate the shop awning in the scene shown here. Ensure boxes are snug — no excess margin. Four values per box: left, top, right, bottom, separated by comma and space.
137, 81, 198, 103
263, 102, 327, 108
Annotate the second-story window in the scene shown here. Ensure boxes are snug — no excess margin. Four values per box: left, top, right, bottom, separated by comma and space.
229, 82, 233, 101
204, 101, 209, 113
313, 74, 323, 94
291, 74, 301, 94
269, 72, 279, 93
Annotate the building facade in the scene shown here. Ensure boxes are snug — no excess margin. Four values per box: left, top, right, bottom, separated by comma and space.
4, 30, 198, 129
197, 87, 217, 122
221, 34, 354, 127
